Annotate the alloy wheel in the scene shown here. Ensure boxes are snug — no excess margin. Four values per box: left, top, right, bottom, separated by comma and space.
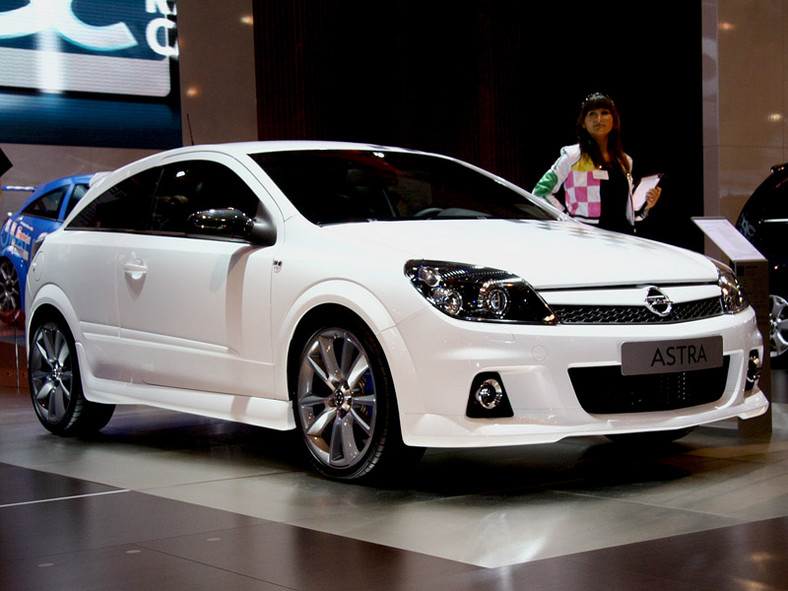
769, 294, 788, 358
0, 259, 21, 324
296, 327, 377, 470
30, 321, 75, 425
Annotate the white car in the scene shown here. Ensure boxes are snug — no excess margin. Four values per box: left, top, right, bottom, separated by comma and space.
25, 141, 769, 481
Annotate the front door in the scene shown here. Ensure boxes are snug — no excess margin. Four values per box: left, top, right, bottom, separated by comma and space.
115, 156, 278, 398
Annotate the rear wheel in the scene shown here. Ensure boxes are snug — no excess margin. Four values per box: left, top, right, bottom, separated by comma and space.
29, 315, 114, 436
292, 314, 422, 481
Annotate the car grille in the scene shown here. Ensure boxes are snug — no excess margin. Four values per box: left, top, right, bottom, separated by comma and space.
553, 297, 723, 324
568, 356, 729, 414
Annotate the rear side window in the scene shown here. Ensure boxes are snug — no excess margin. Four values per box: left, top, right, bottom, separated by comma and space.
68, 168, 160, 231
22, 187, 68, 220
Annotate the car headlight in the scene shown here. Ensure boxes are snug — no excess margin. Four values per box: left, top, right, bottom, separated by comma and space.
713, 260, 749, 314
405, 260, 557, 324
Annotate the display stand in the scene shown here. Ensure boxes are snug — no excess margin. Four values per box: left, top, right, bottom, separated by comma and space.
693, 217, 771, 439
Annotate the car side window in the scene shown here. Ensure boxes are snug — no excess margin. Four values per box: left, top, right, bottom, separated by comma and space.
150, 160, 260, 234
68, 168, 161, 231
22, 187, 68, 220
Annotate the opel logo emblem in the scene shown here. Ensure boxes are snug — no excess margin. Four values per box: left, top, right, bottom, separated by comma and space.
644, 286, 673, 317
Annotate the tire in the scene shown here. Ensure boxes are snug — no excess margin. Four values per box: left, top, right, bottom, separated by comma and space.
606, 427, 695, 446
0, 258, 22, 327
28, 314, 115, 436
769, 294, 788, 361
291, 313, 422, 482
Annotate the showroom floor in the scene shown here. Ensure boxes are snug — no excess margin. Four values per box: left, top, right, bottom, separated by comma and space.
2, 362, 788, 589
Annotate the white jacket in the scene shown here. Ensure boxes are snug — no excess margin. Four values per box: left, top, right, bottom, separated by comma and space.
533, 144, 639, 226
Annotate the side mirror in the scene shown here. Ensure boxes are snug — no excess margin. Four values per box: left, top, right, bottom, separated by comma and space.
186, 208, 276, 245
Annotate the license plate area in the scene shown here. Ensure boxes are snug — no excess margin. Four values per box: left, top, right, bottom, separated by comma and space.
621, 336, 723, 376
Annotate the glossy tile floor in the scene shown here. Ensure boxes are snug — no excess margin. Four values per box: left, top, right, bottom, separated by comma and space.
2, 363, 788, 589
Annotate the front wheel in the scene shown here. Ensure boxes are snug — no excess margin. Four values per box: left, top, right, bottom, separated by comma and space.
292, 315, 421, 481
29, 315, 115, 436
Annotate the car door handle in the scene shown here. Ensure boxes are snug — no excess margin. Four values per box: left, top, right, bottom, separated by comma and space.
123, 259, 147, 281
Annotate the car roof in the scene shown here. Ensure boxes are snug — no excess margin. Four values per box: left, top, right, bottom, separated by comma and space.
146, 141, 433, 164
93, 140, 447, 195
193, 140, 422, 153
97, 141, 427, 184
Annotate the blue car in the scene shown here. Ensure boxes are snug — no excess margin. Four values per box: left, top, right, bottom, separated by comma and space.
0, 174, 94, 324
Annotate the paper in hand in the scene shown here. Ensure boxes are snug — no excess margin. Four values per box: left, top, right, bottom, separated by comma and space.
631, 174, 662, 211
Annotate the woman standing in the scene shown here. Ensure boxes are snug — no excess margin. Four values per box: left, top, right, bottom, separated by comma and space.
533, 92, 661, 234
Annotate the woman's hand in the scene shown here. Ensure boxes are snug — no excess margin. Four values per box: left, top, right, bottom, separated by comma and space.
645, 187, 662, 210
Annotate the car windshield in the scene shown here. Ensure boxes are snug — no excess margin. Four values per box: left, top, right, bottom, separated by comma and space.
250, 150, 557, 225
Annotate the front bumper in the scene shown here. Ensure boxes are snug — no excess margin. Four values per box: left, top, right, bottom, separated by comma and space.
388, 306, 768, 448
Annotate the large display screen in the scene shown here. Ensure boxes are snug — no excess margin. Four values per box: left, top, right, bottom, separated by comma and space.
0, 0, 181, 149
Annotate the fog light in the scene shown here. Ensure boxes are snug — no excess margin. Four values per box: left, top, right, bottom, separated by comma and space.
475, 378, 503, 409
746, 351, 762, 393
466, 373, 514, 418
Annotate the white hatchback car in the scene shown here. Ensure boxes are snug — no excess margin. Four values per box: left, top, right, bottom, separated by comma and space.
26, 141, 768, 481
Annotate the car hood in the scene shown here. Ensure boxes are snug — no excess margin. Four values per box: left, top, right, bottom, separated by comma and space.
321, 219, 717, 288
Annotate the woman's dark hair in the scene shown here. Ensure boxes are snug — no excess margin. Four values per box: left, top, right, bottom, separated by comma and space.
576, 92, 630, 174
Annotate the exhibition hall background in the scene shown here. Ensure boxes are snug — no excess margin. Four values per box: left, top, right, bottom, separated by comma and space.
254, 1, 702, 248
0, 0, 784, 254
